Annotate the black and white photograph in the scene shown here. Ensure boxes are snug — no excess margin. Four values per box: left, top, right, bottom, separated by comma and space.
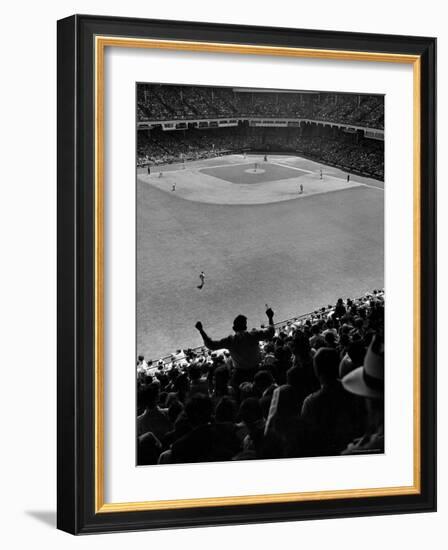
136, 84, 385, 466
0, 0, 440, 542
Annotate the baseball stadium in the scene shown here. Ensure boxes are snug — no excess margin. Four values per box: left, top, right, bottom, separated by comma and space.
136, 84, 385, 465
137, 85, 384, 361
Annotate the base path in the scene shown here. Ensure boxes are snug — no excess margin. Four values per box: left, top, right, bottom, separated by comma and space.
138, 154, 376, 205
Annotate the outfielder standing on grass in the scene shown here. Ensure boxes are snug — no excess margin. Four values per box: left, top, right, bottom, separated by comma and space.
197, 271, 205, 290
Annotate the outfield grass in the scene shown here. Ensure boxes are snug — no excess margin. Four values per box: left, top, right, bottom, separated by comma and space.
137, 155, 384, 360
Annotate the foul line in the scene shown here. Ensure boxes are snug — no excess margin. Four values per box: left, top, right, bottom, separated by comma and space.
272, 161, 384, 191
269, 161, 314, 174
144, 158, 385, 191
358, 182, 384, 191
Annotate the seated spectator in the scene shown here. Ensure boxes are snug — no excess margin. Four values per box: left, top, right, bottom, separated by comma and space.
301, 348, 363, 455
210, 364, 235, 405
238, 381, 256, 402
137, 382, 173, 440
350, 317, 365, 342
309, 324, 326, 351
260, 342, 276, 367
265, 385, 309, 458
253, 370, 276, 398
324, 331, 338, 348
322, 319, 338, 341
137, 355, 148, 372
286, 365, 312, 411
271, 344, 292, 385
137, 432, 162, 465
334, 298, 347, 319
187, 364, 209, 398
167, 398, 184, 424
291, 330, 314, 370
337, 332, 351, 359
259, 393, 273, 420
166, 372, 190, 405
215, 396, 237, 424
291, 330, 319, 393
162, 408, 191, 450
339, 340, 366, 378
234, 397, 265, 458
341, 335, 384, 455
170, 394, 240, 463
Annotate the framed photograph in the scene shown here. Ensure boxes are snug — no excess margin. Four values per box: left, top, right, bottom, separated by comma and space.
57, 14, 436, 534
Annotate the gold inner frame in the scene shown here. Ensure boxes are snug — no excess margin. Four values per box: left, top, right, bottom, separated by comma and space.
94, 36, 421, 514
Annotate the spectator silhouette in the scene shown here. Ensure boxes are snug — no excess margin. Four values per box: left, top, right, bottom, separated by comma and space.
171, 394, 240, 463
302, 348, 363, 455
137, 382, 173, 440
195, 307, 275, 390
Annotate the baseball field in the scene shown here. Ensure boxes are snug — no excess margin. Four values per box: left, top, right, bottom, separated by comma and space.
136, 154, 384, 360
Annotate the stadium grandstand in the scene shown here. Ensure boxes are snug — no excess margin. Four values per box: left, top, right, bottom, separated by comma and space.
137, 291, 384, 465
137, 85, 384, 180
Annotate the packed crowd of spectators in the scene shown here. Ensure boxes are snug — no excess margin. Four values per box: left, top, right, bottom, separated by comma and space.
293, 135, 384, 180
137, 126, 384, 180
137, 85, 384, 129
136, 291, 385, 465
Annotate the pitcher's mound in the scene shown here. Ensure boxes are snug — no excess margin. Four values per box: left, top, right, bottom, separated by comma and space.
245, 168, 266, 175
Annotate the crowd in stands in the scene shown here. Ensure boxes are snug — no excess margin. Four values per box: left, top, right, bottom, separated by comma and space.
294, 135, 384, 180
137, 85, 384, 129
137, 126, 384, 180
136, 291, 384, 465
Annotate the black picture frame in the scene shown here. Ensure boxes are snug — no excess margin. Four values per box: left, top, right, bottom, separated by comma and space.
57, 14, 436, 534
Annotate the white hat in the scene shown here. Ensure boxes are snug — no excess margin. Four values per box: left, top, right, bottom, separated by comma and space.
342, 335, 384, 399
